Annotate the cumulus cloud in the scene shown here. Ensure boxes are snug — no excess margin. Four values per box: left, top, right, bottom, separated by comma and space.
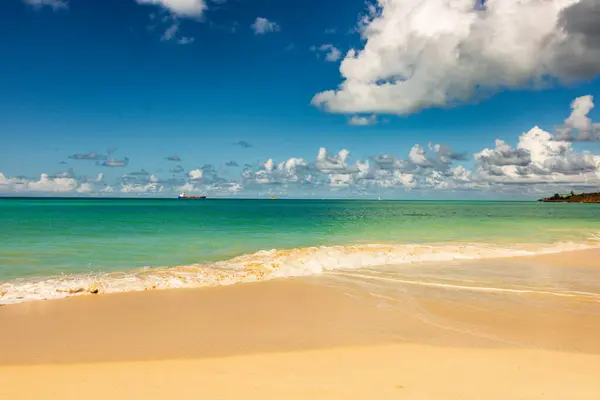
315, 147, 352, 173
136, 0, 207, 17
312, 0, 600, 115
311, 44, 342, 62
118, 170, 162, 193
0, 173, 25, 192
225, 161, 239, 167
0, 162, 235, 197
75, 183, 94, 193
0, 172, 78, 193
206, 181, 243, 195
22, 0, 67, 10
166, 155, 182, 161
475, 140, 531, 168
246, 157, 311, 187
474, 126, 600, 185
555, 95, 600, 141
348, 115, 377, 126
28, 174, 78, 192
429, 143, 468, 164
188, 169, 204, 181
120, 182, 162, 194
251, 17, 280, 35
408, 145, 431, 167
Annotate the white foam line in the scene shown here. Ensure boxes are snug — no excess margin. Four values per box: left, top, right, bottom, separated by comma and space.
331, 272, 600, 300
2, 237, 600, 305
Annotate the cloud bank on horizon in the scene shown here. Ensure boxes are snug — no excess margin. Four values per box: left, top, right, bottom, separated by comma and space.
312, 0, 600, 115
2, 95, 600, 197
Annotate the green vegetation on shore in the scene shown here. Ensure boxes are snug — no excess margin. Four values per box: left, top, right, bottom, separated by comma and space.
538, 192, 600, 203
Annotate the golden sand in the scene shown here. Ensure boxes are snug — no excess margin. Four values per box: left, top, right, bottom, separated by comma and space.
1, 249, 599, 399
2, 344, 599, 400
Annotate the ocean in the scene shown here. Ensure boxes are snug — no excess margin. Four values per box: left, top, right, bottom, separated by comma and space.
1, 198, 599, 304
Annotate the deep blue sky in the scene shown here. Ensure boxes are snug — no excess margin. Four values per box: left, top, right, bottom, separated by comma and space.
1, 0, 599, 197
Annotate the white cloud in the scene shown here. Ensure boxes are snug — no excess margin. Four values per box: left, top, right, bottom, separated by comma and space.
206, 182, 243, 195
315, 147, 351, 173
176, 182, 201, 193
264, 159, 275, 173
136, 0, 207, 17
251, 17, 280, 35
188, 169, 204, 181
474, 125, 600, 186
328, 173, 354, 189
475, 139, 531, 167
250, 157, 310, 186
0, 172, 109, 194
120, 182, 162, 193
408, 145, 431, 167
349, 114, 377, 126
76, 183, 94, 193
429, 143, 467, 165
0, 173, 25, 192
566, 95, 594, 132
312, 0, 600, 115
312, 44, 342, 62
283, 157, 309, 171
22, 0, 67, 10
555, 95, 600, 141
451, 165, 472, 182
25, 174, 78, 193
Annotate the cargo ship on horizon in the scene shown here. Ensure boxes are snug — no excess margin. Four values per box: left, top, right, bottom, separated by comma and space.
178, 192, 207, 199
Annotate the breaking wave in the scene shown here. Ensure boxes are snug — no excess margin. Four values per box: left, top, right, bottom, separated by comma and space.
1, 239, 599, 305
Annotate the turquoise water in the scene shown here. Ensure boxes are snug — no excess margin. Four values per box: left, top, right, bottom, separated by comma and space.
1, 198, 599, 280
1, 198, 599, 303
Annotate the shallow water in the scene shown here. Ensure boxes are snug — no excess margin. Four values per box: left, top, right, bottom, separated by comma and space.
1, 198, 599, 304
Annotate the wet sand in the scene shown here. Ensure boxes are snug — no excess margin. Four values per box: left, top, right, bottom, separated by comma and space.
1, 249, 600, 399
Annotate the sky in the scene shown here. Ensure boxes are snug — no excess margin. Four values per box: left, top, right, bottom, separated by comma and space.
1, 0, 600, 198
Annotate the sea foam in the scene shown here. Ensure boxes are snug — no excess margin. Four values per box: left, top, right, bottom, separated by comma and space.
1, 239, 599, 305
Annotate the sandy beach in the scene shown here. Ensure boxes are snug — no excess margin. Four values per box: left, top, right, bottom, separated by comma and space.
1, 249, 600, 399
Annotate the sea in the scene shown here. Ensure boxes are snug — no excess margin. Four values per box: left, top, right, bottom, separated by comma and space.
1, 198, 600, 305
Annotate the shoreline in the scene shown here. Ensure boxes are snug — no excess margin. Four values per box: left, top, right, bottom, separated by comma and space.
2, 248, 600, 364
2, 241, 599, 305
1, 248, 600, 398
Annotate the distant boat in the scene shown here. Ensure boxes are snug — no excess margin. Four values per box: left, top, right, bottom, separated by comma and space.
178, 192, 206, 199
269, 196, 278, 200
378, 196, 382, 201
